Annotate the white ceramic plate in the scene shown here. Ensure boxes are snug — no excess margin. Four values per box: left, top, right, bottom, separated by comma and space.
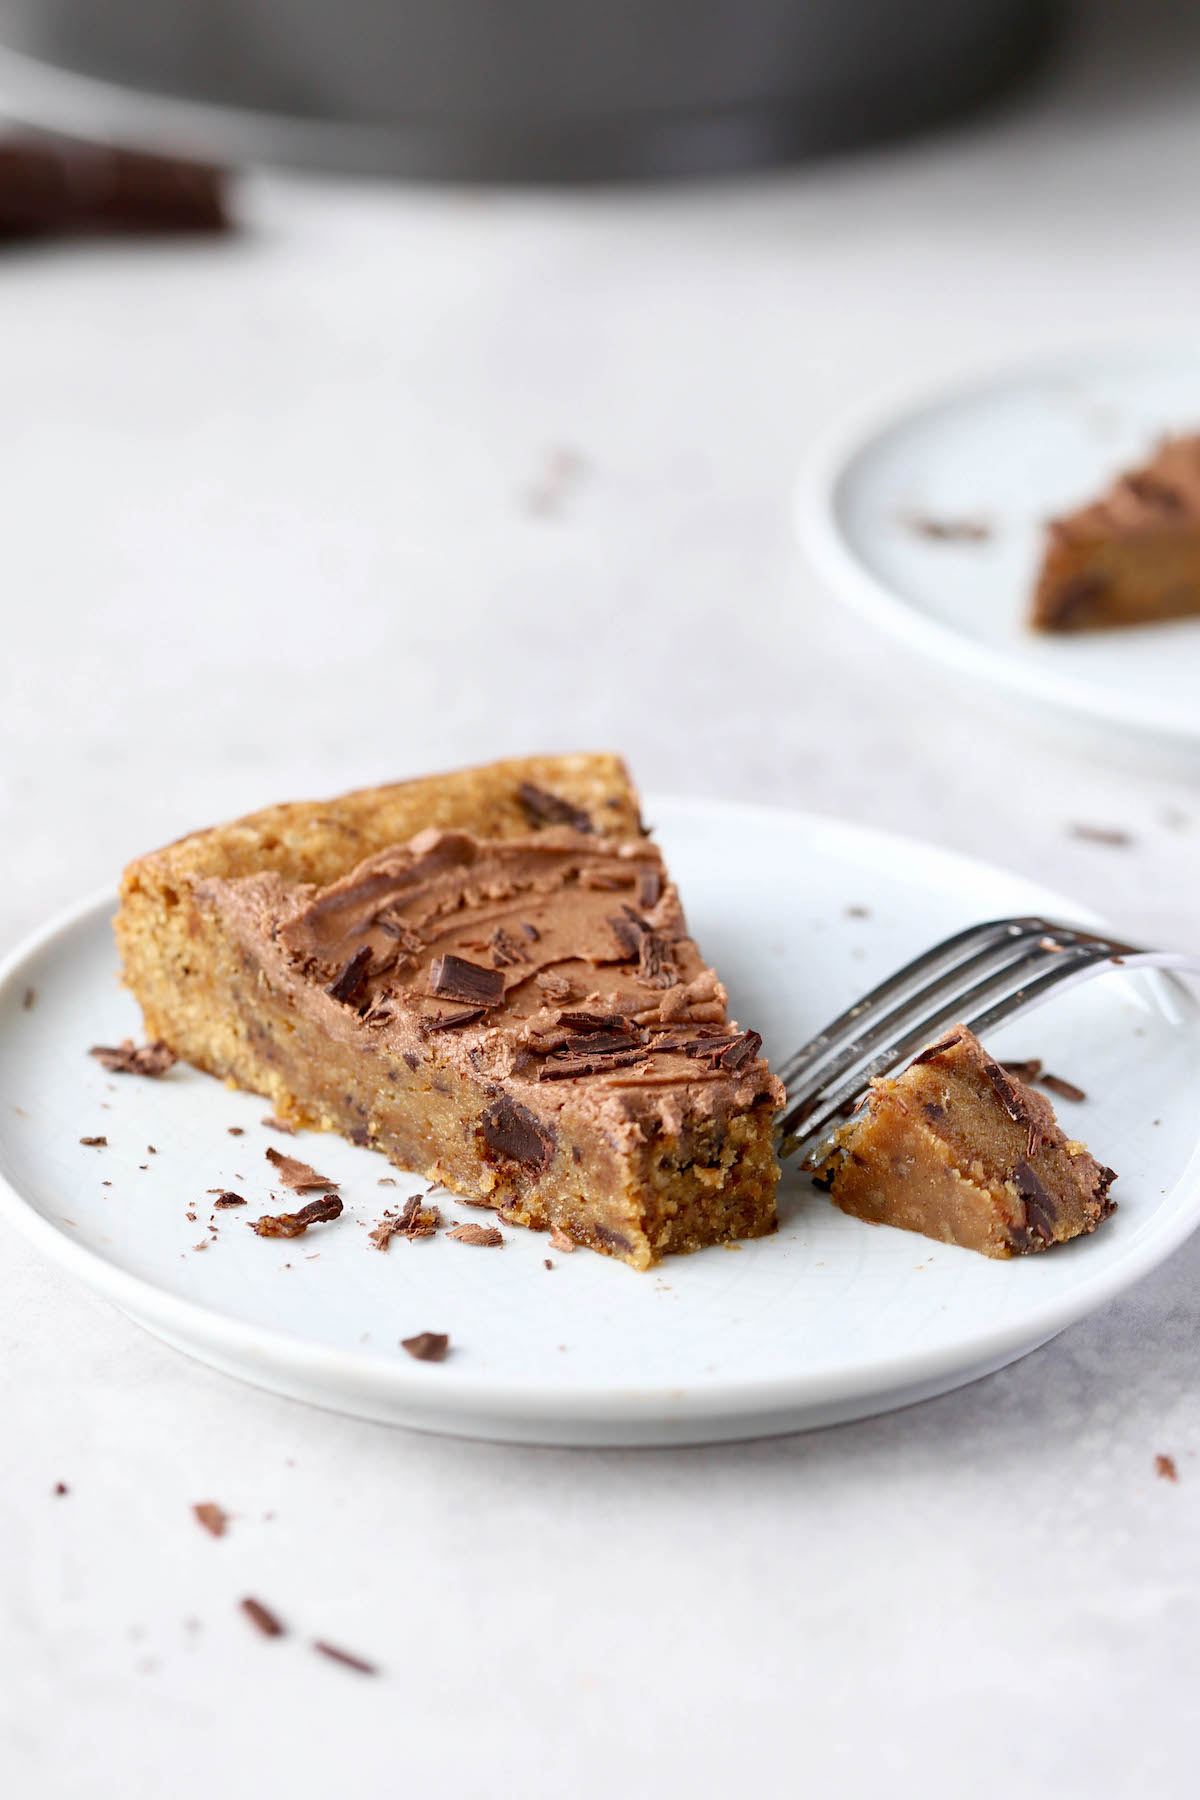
798, 347, 1200, 749
2, 799, 1199, 1447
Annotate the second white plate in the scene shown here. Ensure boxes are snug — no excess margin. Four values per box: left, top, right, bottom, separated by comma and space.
798, 347, 1200, 749
2, 799, 1199, 1446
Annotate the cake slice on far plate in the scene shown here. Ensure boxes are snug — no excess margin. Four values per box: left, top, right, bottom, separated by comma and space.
816, 1025, 1116, 1258
1033, 434, 1200, 632
116, 754, 783, 1270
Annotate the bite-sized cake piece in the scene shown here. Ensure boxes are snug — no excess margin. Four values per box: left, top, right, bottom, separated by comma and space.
116, 754, 783, 1270
1033, 435, 1200, 632
816, 1026, 1115, 1258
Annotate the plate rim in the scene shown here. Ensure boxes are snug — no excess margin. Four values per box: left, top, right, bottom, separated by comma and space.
4, 796, 1200, 1430
795, 345, 1200, 749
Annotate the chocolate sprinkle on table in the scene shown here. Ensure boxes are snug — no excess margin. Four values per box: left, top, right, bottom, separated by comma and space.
53, 1482, 68, 1497
227, 1126, 245, 1136
240, 1597, 285, 1638
447, 1222, 504, 1246
79, 1135, 107, 1147
1069, 823, 1133, 848
1041, 1072, 1087, 1104
265, 1147, 338, 1191
193, 1501, 229, 1538
313, 1640, 378, 1675
401, 1331, 449, 1362
89, 1039, 177, 1077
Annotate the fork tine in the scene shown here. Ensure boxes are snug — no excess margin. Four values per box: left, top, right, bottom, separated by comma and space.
779, 940, 1119, 1149
774, 917, 1051, 1091
777, 919, 1105, 1111
779, 934, 1200, 1163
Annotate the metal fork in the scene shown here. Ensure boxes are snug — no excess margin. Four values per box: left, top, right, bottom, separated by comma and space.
777, 916, 1200, 1165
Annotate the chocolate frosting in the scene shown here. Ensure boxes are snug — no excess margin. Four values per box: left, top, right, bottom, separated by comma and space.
195, 827, 783, 1151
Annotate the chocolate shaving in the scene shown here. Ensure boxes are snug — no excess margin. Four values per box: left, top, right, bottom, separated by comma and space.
400, 1331, 449, 1362
447, 1222, 504, 1246
227, 1126, 245, 1136
424, 1005, 486, 1032
1012, 1160, 1057, 1244
193, 1501, 228, 1538
0, 139, 231, 237
89, 1039, 177, 1077
557, 1010, 633, 1034
312, 1640, 378, 1675
325, 946, 373, 1006
637, 867, 662, 909
240, 1597, 285, 1639
369, 1195, 440, 1249
480, 1097, 556, 1170
1002, 1059, 1044, 1083
978, 1054, 1035, 1131
429, 953, 505, 1008
264, 1147, 338, 1191
714, 1029, 762, 1071
637, 930, 676, 988
252, 1195, 343, 1238
608, 910, 645, 959
213, 1192, 246, 1209
489, 926, 529, 969
79, 1135, 107, 1147
374, 915, 423, 955
1069, 823, 1132, 848
538, 1047, 649, 1080
908, 1032, 963, 1067
517, 782, 593, 834
560, 1028, 644, 1057
1041, 1072, 1087, 1104
902, 511, 992, 543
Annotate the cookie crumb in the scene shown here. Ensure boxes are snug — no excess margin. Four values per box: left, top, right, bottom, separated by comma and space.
1155, 1454, 1179, 1483
252, 1195, 343, 1238
401, 1331, 449, 1362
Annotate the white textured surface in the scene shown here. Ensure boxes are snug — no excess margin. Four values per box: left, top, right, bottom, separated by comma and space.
4, 5, 1200, 1795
